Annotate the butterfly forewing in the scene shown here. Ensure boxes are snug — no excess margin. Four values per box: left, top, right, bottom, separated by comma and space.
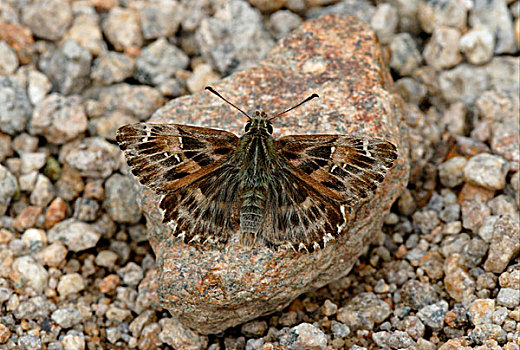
116, 123, 239, 194
276, 135, 398, 206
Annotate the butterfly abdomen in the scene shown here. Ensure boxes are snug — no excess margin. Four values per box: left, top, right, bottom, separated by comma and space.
239, 185, 267, 235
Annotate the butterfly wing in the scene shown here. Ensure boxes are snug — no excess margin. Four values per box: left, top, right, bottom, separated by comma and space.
276, 135, 398, 205
160, 163, 241, 244
260, 169, 343, 250
263, 135, 398, 250
116, 123, 239, 194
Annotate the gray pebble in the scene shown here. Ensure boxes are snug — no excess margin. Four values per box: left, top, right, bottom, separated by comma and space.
48, 218, 101, 252
30, 174, 55, 207
20, 152, 46, 174
117, 262, 144, 287
438, 156, 467, 188
195, 0, 274, 75
412, 209, 440, 234
287, 323, 327, 350
0, 165, 18, 216
159, 317, 209, 350
21, 0, 72, 40
12, 256, 49, 293
439, 203, 460, 222
0, 76, 32, 135
39, 40, 92, 95
463, 153, 510, 190
337, 292, 391, 330
394, 77, 427, 105
13, 133, 39, 154
330, 320, 350, 338
245, 338, 264, 350
478, 215, 498, 242
84, 83, 165, 121
440, 233, 470, 257
461, 237, 488, 268
73, 197, 100, 222
62, 137, 119, 179
372, 330, 416, 349
102, 7, 143, 51
461, 200, 490, 232
51, 307, 83, 328
417, 300, 448, 331
400, 280, 439, 310
470, 0, 517, 54
418, 0, 467, 33
62, 13, 107, 57
13, 296, 55, 320
135, 38, 189, 86
389, 33, 422, 76
57, 273, 85, 297
468, 323, 507, 344
423, 26, 462, 70
0, 40, 18, 75
268, 10, 302, 40
493, 306, 508, 325
483, 215, 520, 273
104, 174, 141, 224
496, 288, 520, 308
370, 3, 398, 44
488, 194, 518, 220
95, 250, 119, 269
459, 27, 495, 65
140, 0, 183, 40
18, 334, 42, 350
91, 52, 135, 85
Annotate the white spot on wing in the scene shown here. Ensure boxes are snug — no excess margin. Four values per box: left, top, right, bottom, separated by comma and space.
362, 139, 372, 157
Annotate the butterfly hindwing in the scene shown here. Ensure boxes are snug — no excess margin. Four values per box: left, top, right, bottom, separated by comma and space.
116, 123, 239, 194
276, 135, 398, 206
259, 168, 344, 250
161, 164, 241, 244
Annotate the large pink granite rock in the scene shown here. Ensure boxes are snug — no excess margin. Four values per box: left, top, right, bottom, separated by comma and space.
136, 14, 409, 334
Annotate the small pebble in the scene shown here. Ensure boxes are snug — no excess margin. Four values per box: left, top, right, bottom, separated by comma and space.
463, 153, 510, 190
469, 299, 495, 325
103, 7, 143, 51
337, 292, 391, 330
423, 26, 462, 70
483, 215, 520, 273
11, 256, 49, 293
159, 317, 209, 350
48, 218, 101, 252
459, 27, 495, 65
51, 307, 83, 328
497, 288, 520, 309
288, 323, 327, 350
57, 273, 85, 297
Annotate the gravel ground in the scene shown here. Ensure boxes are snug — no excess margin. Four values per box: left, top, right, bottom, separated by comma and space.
0, 0, 519, 350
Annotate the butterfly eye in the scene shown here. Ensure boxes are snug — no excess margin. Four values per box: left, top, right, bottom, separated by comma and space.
245, 122, 251, 132
267, 122, 273, 134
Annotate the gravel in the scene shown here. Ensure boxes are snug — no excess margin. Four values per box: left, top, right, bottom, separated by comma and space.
0, 0, 518, 348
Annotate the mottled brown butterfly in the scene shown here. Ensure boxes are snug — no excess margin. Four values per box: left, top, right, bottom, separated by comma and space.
116, 87, 398, 251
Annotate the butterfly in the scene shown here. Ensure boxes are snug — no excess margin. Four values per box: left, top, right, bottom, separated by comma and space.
116, 86, 398, 251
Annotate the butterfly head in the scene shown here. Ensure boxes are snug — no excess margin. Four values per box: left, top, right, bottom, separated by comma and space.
245, 111, 273, 134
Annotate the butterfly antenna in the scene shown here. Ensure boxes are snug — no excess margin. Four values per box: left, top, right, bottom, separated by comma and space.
205, 86, 251, 121
268, 93, 319, 121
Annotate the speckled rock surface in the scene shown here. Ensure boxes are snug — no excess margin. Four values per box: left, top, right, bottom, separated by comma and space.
138, 15, 409, 334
